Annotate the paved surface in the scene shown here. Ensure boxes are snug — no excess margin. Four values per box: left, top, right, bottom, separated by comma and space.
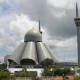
66, 76, 74, 80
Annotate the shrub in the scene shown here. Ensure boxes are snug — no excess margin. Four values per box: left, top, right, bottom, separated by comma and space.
0, 71, 16, 80
43, 67, 53, 76
19, 67, 30, 77
31, 77, 42, 80
75, 76, 80, 80
54, 68, 72, 76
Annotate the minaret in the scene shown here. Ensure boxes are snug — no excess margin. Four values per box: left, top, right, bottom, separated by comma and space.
39, 20, 42, 34
74, 1, 80, 68
76, 1, 78, 17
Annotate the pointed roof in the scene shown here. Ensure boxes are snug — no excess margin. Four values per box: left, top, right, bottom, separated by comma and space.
76, 1, 79, 17
39, 20, 42, 34
39, 20, 40, 32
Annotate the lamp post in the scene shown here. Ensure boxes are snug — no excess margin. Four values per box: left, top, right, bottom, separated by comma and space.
71, 68, 75, 80
62, 74, 64, 80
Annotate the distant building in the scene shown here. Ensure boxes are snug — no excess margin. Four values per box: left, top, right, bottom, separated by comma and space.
4, 55, 11, 67
55, 62, 78, 69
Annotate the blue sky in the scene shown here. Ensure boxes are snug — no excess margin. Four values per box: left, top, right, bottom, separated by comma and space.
0, 0, 79, 63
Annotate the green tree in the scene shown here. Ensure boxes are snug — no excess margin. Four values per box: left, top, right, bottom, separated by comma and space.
54, 68, 63, 76
75, 76, 80, 80
77, 69, 80, 73
54, 68, 72, 76
0, 71, 16, 80
43, 67, 53, 76
41, 59, 53, 67
19, 67, 30, 77
62, 68, 72, 75
0, 64, 7, 71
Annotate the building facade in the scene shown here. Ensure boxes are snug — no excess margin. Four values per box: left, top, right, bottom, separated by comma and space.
4, 27, 58, 68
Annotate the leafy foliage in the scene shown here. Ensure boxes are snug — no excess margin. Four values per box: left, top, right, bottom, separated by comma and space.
31, 77, 42, 80
75, 76, 80, 80
43, 67, 53, 76
54, 68, 73, 76
41, 59, 53, 67
0, 71, 16, 80
19, 67, 30, 77
77, 69, 80, 73
0, 64, 7, 71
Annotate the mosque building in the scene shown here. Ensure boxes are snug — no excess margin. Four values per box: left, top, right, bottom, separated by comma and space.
4, 21, 58, 69
3, 21, 59, 76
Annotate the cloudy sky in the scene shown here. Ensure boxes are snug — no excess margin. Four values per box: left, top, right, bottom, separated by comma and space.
0, 0, 79, 63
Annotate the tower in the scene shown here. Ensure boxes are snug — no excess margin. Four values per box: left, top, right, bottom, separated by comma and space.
74, 2, 80, 68
39, 20, 42, 34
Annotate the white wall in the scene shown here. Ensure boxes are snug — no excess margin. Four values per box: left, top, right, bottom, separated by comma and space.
8, 68, 43, 77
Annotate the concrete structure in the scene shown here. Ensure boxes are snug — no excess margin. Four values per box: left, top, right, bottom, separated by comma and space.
4, 55, 11, 68
4, 21, 58, 68
7, 62, 78, 77
8, 68, 43, 77
74, 2, 80, 68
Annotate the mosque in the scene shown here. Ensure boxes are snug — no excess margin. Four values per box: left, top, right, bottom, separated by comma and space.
4, 21, 58, 69
3, 21, 59, 76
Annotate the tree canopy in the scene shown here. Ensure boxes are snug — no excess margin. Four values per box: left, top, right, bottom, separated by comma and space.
41, 59, 53, 67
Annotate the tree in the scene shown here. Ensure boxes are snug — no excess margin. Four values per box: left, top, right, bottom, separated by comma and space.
0, 64, 7, 71
54, 68, 72, 76
43, 67, 53, 76
54, 68, 63, 76
75, 76, 80, 80
0, 70, 16, 80
62, 68, 72, 75
19, 67, 30, 77
41, 59, 53, 67
77, 69, 80, 73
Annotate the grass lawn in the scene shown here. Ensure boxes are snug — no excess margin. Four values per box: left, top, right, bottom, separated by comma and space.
16, 77, 53, 80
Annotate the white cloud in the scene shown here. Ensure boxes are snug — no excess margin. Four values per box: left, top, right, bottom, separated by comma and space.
0, 57, 4, 63
43, 33, 77, 49
9, 14, 38, 36
47, 0, 75, 9
53, 37, 77, 48
43, 31, 77, 57
59, 57, 77, 62
5, 45, 14, 53
55, 10, 66, 18
0, 0, 5, 3
0, 40, 5, 49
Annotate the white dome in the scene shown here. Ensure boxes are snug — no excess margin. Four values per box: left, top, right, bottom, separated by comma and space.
24, 28, 42, 42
